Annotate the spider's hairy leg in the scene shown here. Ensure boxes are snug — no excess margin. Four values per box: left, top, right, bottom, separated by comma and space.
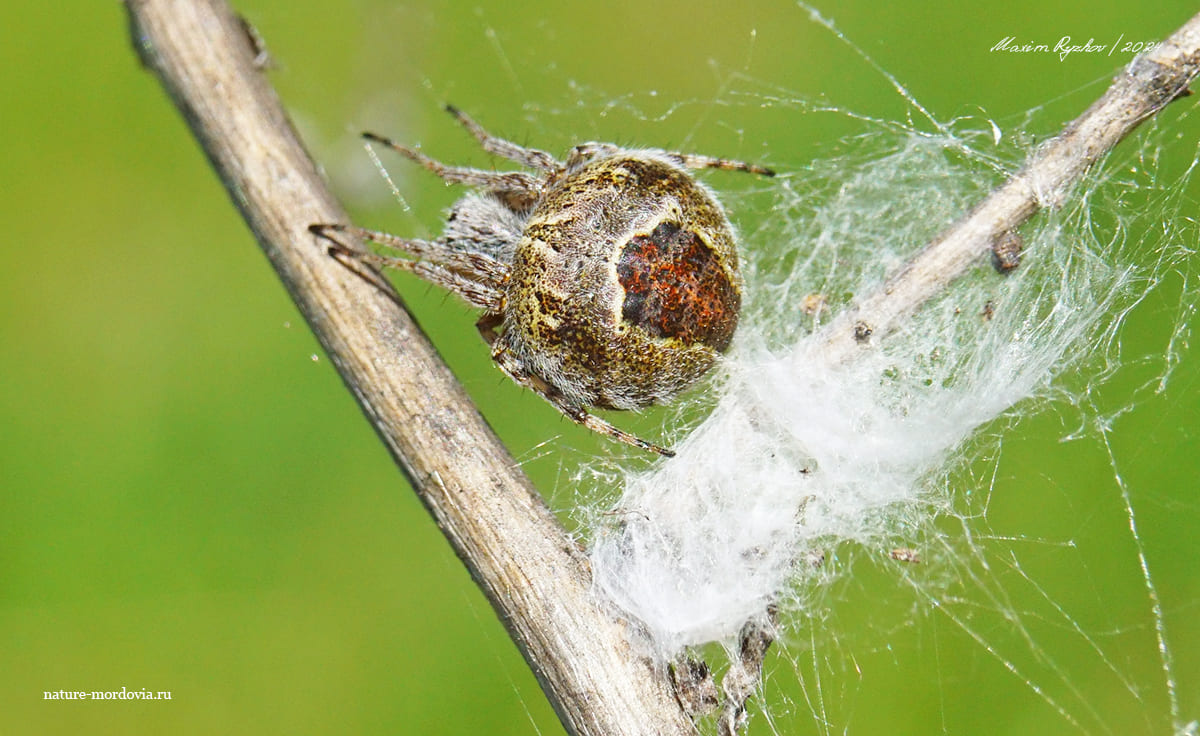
313, 223, 508, 283
564, 404, 676, 457
668, 151, 775, 177
491, 343, 675, 457
567, 142, 774, 177
309, 224, 504, 311
475, 312, 504, 347
566, 142, 621, 169
444, 104, 563, 172
362, 132, 542, 194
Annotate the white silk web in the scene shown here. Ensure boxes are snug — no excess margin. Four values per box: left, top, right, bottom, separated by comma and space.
565, 25, 1200, 736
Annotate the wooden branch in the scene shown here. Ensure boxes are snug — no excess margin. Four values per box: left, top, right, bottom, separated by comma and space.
810, 13, 1200, 367
122, 1, 692, 734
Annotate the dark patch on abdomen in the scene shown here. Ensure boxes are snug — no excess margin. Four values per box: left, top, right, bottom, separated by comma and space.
617, 221, 739, 351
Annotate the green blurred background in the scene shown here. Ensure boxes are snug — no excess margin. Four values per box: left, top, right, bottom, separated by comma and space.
2, 1, 1199, 734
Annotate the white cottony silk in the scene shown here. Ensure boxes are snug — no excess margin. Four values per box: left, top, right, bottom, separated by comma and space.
587, 130, 1147, 657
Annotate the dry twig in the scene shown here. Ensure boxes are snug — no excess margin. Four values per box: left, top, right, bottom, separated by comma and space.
124, 1, 691, 734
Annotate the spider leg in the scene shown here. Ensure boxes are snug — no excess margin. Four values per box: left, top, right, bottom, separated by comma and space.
310, 224, 504, 311
314, 223, 508, 282
363, 132, 542, 195
558, 402, 676, 458
475, 312, 504, 347
666, 152, 775, 177
491, 343, 674, 457
570, 141, 774, 177
566, 142, 621, 169
445, 104, 562, 172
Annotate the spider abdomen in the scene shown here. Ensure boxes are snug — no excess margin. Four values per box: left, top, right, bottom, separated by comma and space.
499, 153, 742, 411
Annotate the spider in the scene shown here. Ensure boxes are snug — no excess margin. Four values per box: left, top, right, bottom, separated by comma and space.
312, 106, 773, 457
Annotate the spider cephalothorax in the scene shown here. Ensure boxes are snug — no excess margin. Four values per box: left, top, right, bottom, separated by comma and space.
313, 106, 772, 456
